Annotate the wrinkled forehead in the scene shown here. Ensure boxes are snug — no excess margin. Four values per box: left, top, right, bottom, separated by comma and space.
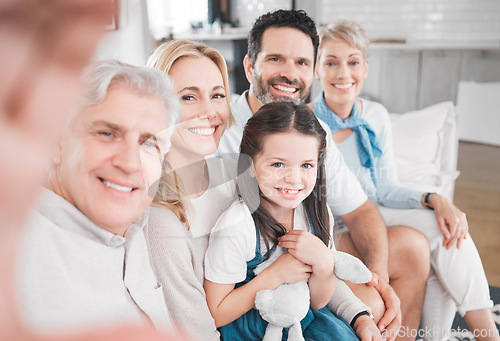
71, 87, 170, 143
76, 84, 168, 120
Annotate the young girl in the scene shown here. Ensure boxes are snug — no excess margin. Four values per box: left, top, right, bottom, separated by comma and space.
313, 20, 498, 341
145, 40, 237, 341
204, 102, 381, 340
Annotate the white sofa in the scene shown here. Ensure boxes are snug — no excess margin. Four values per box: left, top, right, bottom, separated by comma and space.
389, 101, 460, 202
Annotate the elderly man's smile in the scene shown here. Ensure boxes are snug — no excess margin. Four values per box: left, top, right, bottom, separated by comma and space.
98, 177, 138, 193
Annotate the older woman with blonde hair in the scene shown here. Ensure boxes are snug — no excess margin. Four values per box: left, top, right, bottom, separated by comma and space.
313, 20, 498, 341
144, 40, 237, 341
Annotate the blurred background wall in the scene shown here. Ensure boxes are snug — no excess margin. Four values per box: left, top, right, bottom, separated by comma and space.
95, 0, 500, 144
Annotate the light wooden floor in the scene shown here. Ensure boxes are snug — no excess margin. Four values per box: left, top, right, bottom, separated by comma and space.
454, 141, 500, 287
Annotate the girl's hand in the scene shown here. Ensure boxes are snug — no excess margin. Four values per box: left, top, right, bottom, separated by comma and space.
426, 193, 468, 249
353, 315, 385, 341
278, 230, 336, 310
265, 251, 312, 287
278, 230, 334, 274
205, 252, 312, 329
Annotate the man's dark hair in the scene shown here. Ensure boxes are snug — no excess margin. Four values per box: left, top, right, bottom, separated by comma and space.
247, 9, 319, 66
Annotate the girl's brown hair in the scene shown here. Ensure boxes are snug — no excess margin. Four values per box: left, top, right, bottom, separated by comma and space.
237, 102, 330, 257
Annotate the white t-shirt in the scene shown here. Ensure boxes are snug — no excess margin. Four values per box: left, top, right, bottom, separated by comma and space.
204, 199, 334, 285
204, 198, 370, 324
216, 91, 368, 216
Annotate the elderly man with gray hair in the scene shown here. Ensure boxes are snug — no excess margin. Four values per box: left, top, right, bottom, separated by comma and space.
15, 60, 180, 333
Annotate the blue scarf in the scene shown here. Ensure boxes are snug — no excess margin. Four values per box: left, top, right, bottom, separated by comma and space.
313, 92, 382, 185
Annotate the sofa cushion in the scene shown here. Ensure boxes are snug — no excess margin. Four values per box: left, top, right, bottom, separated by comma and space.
389, 101, 459, 200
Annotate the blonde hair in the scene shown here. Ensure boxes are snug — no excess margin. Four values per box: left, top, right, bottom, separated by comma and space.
147, 40, 235, 226
147, 39, 235, 126
152, 159, 191, 225
318, 20, 370, 61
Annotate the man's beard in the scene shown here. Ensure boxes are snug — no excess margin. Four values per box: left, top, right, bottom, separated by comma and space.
252, 71, 310, 105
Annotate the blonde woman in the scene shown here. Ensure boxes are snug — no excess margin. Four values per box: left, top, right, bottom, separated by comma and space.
313, 20, 498, 341
145, 40, 237, 341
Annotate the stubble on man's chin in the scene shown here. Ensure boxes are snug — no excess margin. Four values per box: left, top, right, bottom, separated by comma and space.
254, 85, 309, 106
252, 74, 309, 106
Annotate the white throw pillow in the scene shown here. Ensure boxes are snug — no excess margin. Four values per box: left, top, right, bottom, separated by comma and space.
389, 102, 459, 199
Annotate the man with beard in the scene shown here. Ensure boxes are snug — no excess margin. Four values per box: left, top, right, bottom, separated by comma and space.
216, 9, 431, 341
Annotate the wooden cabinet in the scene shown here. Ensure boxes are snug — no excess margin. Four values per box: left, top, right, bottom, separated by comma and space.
360, 50, 383, 103
380, 50, 420, 113
360, 46, 500, 113
460, 50, 500, 82
418, 50, 462, 109
361, 49, 420, 113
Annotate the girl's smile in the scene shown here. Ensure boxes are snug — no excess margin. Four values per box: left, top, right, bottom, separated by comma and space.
276, 187, 303, 200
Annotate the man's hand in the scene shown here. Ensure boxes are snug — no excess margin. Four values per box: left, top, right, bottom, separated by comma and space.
367, 273, 401, 341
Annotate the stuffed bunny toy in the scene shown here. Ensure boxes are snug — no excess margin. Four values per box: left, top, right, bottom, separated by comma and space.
253, 246, 372, 341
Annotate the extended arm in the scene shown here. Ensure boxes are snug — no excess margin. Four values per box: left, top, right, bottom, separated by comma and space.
372, 108, 468, 249
374, 106, 468, 248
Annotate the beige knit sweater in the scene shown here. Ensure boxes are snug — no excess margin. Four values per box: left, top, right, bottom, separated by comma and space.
144, 158, 237, 341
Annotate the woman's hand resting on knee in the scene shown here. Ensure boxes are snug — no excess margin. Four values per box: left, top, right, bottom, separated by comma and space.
422, 193, 468, 249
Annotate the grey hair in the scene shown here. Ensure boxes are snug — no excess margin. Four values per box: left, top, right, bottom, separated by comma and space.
78, 59, 181, 127
319, 20, 370, 61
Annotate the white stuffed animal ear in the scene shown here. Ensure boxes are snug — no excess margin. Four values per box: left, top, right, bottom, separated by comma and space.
332, 250, 373, 284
